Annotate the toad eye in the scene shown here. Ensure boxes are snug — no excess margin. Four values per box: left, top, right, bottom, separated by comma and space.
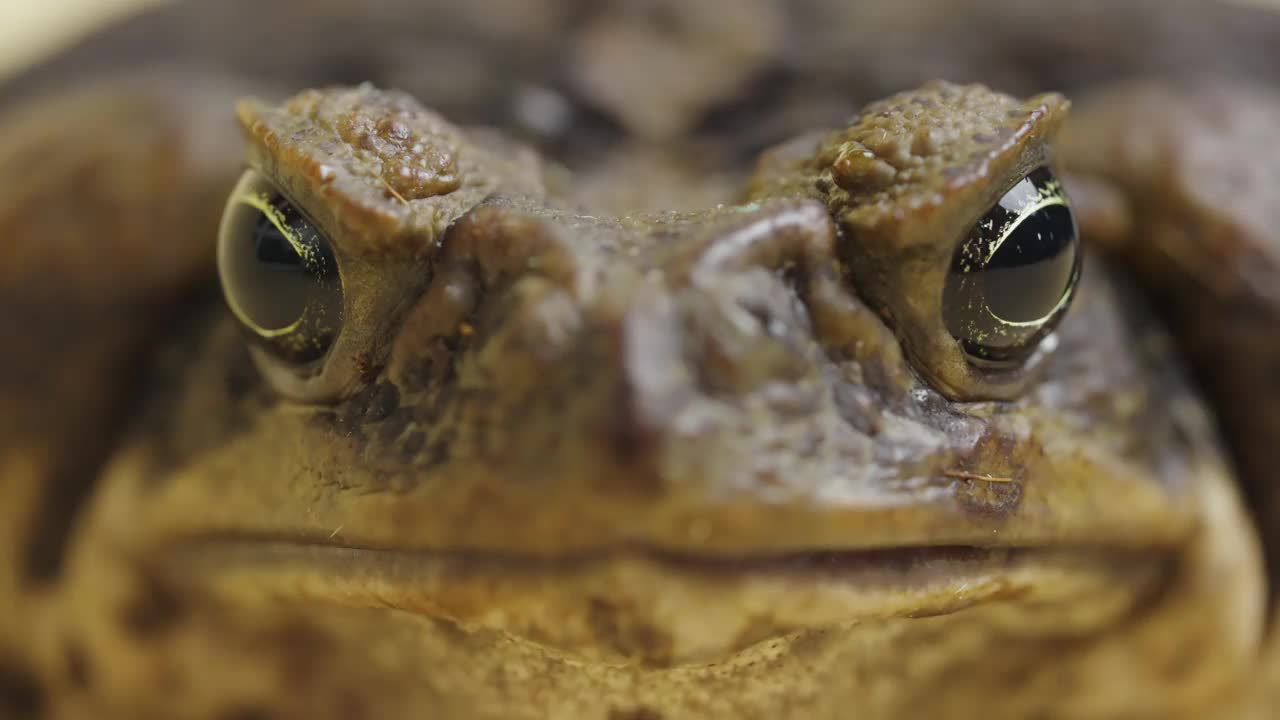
942, 166, 1080, 368
217, 172, 343, 365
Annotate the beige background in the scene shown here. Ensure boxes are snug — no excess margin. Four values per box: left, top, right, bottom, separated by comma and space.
3, 0, 1280, 80
0, 0, 166, 79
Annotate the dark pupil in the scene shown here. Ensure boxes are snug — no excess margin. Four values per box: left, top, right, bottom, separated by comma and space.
943, 167, 1079, 365
254, 215, 305, 267
244, 201, 316, 331
221, 192, 342, 364
231, 197, 327, 330
981, 203, 1076, 323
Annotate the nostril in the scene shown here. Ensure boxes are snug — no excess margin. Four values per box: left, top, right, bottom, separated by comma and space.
389, 264, 480, 394
738, 294, 799, 339
514, 286, 585, 365
682, 270, 816, 397
685, 200, 835, 284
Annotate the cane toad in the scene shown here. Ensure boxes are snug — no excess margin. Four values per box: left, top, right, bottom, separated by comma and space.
1, 1, 1279, 719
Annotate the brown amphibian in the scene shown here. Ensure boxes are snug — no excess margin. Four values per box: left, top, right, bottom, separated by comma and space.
1, 1, 1279, 718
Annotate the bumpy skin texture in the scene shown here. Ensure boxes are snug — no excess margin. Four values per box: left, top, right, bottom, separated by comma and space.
1059, 83, 1280, 717
0, 2, 1279, 719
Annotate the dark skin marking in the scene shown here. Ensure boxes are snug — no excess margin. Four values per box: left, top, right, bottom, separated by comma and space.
609, 707, 664, 720
63, 639, 91, 692
364, 383, 401, 422
375, 409, 414, 445
0, 660, 44, 718
399, 432, 426, 462
8, 299, 163, 581
119, 573, 187, 640
257, 623, 333, 694
586, 598, 674, 667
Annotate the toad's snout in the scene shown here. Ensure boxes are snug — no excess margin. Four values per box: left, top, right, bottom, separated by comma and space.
386, 198, 847, 475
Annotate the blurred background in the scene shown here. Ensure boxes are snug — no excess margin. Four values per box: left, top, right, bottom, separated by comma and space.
0, 0, 163, 78
3, 0, 1280, 81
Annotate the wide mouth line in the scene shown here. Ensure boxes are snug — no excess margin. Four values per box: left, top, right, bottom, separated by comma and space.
163, 532, 1172, 574
160, 534, 1176, 665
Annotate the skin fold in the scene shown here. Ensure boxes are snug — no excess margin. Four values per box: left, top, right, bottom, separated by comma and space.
0, 1, 1278, 718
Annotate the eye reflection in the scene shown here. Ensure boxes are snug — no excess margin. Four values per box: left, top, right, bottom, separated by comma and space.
217, 172, 343, 365
943, 166, 1080, 367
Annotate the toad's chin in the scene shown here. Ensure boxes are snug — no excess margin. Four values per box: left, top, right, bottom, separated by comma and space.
160, 539, 1170, 666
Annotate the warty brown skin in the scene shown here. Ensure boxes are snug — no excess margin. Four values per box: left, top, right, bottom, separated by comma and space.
1058, 82, 1280, 717
0, 2, 1279, 719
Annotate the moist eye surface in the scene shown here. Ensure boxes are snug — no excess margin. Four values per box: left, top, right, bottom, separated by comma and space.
218, 172, 344, 365
942, 166, 1079, 367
